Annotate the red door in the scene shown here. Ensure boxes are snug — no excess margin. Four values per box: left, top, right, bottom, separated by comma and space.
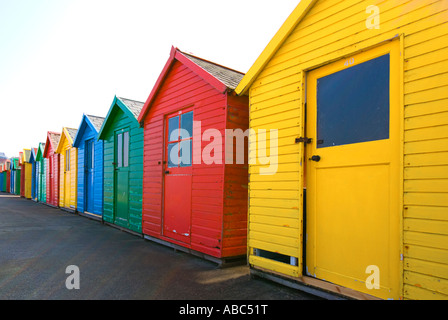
163, 109, 193, 244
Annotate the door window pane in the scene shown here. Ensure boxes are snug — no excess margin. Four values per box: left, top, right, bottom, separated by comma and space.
179, 140, 192, 167
117, 133, 123, 168
181, 112, 193, 138
168, 116, 179, 142
317, 54, 390, 148
66, 149, 70, 172
123, 131, 129, 168
167, 143, 179, 168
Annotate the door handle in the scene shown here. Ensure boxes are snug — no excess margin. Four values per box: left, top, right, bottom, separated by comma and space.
309, 155, 321, 162
165, 170, 170, 174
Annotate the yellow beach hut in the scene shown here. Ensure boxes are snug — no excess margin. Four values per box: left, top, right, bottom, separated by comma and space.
56, 127, 78, 213
236, 0, 448, 300
22, 149, 32, 200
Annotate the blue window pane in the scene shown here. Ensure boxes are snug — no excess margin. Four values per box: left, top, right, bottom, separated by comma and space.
317, 54, 390, 148
167, 143, 179, 168
181, 112, 193, 139
168, 116, 179, 142
179, 140, 192, 167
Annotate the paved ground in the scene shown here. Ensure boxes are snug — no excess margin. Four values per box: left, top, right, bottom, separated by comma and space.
0, 193, 321, 301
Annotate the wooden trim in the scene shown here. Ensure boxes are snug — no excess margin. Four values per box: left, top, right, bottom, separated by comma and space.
235, 0, 317, 95
144, 234, 247, 268
251, 265, 382, 300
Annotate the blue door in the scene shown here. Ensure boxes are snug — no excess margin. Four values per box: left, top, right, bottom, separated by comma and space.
85, 139, 95, 213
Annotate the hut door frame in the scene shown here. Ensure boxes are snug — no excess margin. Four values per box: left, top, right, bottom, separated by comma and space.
85, 139, 95, 213
162, 108, 194, 244
304, 40, 402, 300
114, 128, 130, 228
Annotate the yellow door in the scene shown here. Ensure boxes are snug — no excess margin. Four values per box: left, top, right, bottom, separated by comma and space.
25, 163, 32, 199
305, 41, 401, 300
64, 148, 71, 209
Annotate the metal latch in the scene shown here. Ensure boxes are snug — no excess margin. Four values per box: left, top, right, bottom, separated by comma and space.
295, 137, 312, 145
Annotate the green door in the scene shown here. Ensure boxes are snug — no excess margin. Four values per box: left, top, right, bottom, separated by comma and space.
114, 130, 130, 228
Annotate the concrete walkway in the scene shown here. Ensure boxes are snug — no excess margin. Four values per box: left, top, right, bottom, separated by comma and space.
0, 193, 320, 300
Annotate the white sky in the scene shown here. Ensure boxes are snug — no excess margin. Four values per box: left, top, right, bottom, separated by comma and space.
0, 0, 300, 158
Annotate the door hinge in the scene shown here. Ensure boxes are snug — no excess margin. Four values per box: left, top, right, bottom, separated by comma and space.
295, 137, 312, 145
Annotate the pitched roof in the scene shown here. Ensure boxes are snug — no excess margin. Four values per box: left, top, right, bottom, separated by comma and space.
36, 143, 46, 161
117, 97, 144, 120
65, 128, 78, 142
235, 0, 316, 95
56, 127, 78, 153
98, 96, 145, 140
86, 114, 105, 132
73, 114, 106, 147
49, 132, 61, 149
138, 46, 245, 123
44, 132, 61, 158
181, 51, 244, 90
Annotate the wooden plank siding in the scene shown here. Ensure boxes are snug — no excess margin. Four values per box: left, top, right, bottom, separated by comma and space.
75, 116, 104, 218
44, 133, 60, 207
140, 49, 248, 260
101, 103, 144, 234
222, 94, 250, 258
241, 0, 448, 299
142, 60, 228, 257
57, 129, 78, 211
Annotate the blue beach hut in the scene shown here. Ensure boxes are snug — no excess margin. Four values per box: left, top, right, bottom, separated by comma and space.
73, 114, 105, 221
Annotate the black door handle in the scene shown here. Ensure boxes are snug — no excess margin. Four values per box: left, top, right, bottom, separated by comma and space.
165, 170, 170, 174
309, 155, 321, 162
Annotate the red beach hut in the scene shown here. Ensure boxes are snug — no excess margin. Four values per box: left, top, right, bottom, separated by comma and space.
43, 131, 61, 207
138, 47, 249, 265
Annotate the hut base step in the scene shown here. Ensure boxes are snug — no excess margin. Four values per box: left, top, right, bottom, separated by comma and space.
144, 234, 246, 268
103, 221, 143, 238
78, 211, 102, 222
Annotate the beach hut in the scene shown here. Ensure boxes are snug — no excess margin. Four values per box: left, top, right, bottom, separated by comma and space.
29, 148, 38, 201
98, 96, 144, 235
19, 151, 25, 197
43, 132, 61, 207
235, 0, 448, 300
5, 160, 11, 193
0, 165, 4, 192
137, 47, 249, 264
10, 157, 20, 195
36, 143, 47, 203
56, 127, 78, 213
73, 114, 105, 221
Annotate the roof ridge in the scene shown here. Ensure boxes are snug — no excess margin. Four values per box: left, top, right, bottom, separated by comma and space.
179, 50, 245, 76
118, 96, 145, 104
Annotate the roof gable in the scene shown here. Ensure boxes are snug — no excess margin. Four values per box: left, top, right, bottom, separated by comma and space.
56, 127, 78, 154
98, 96, 144, 140
73, 114, 105, 148
36, 143, 46, 161
43, 132, 61, 158
29, 148, 38, 163
235, 0, 317, 95
22, 149, 31, 163
11, 158, 20, 170
138, 46, 245, 123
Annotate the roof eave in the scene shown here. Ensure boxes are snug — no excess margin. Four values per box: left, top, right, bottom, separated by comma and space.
138, 46, 232, 125
98, 96, 140, 140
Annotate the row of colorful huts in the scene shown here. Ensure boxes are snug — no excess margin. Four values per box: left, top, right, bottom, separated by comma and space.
1, 0, 447, 300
